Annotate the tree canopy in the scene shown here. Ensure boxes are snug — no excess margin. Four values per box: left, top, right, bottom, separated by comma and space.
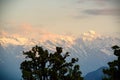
103, 45, 120, 80
20, 46, 83, 80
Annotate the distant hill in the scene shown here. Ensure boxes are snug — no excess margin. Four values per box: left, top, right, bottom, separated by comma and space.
84, 66, 108, 80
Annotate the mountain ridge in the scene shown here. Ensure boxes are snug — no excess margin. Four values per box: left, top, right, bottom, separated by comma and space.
0, 30, 120, 76
84, 66, 108, 80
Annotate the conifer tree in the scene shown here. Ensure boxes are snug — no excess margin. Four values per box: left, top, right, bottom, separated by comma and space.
20, 46, 83, 80
103, 45, 120, 80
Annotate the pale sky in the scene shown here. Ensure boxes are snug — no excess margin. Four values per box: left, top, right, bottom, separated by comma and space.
0, 0, 120, 35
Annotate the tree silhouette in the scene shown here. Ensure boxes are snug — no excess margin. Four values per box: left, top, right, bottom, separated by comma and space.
103, 45, 120, 80
20, 46, 83, 80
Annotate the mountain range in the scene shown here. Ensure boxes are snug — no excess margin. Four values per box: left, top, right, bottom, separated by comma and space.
0, 30, 120, 80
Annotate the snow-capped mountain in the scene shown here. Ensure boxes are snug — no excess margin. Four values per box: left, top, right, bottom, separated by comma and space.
0, 30, 120, 79
0, 30, 119, 53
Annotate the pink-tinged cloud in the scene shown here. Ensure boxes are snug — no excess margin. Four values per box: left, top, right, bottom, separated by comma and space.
0, 30, 8, 36
0, 24, 75, 46
0, 23, 75, 43
0, 22, 51, 39
6, 23, 49, 38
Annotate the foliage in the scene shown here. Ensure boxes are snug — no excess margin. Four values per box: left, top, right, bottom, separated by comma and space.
20, 46, 83, 80
103, 45, 120, 80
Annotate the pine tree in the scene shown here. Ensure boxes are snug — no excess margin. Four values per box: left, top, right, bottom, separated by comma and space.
20, 46, 83, 80
103, 45, 120, 80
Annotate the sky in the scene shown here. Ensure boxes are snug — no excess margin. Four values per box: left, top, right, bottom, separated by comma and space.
0, 0, 120, 79
0, 0, 120, 36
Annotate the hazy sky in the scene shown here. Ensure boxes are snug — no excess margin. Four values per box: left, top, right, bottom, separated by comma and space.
0, 0, 120, 35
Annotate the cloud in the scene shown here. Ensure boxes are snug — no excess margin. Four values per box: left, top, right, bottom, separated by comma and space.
0, 22, 50, 39
83, 8, 120, 16
75, 0, 120, 17
76, 0, 110, 5
76, 0, 118, 5
0, 22, 73, 42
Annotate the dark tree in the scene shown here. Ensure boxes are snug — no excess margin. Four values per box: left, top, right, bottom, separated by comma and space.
103, 45, 120, 80
20, 46, 83, 80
